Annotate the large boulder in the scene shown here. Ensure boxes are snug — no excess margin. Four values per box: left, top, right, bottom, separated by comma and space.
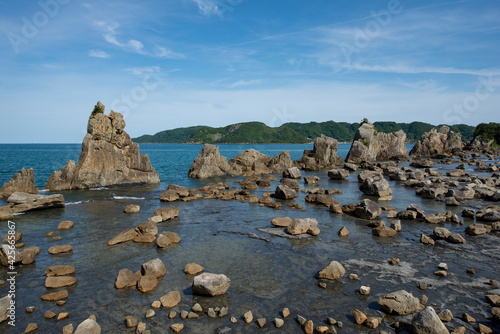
354, 199, 382, 219
192, 273, 230, 296
294, 135, 343, 170
410, 125, 463, 158
318, 261, 345, 280
228, 149, 271, 171
74, 318, 101, 334
283, 167, 302, 179
141, 258, 166, 278
412, 307, 449, 334
274, 184, 298, 200
419, 184, 447, 199
359, 176, 392, 197
378, 290, 421, 315
346, 119, 408, 163
286, 218, 319, 235
0, 168, 37, 198
46, 103, 160, 190
267, 151, 293, 173
6, 192, 64, 214
328, 169, 350, 180
188, 144, 241, 178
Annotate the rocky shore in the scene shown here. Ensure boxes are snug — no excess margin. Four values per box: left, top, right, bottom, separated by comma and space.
0, 115, 499, 333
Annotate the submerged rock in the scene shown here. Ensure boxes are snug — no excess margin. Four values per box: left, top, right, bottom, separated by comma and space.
345, 119, 408, 163
46, 102, 159, 190
74, 317, 101, 334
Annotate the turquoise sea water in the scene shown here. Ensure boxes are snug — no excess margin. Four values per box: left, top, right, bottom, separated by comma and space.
0, 143, 499, 333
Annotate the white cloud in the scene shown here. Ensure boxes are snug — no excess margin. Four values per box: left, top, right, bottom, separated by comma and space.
155, 47, 185, 59
124, 66, 160, 76
88, 50, 111, 58
192, 0, 220, 16
229, 79, 263, 88
128, 40, 144, 53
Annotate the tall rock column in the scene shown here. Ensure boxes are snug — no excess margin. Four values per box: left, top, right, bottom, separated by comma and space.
45, 102, 160, 191
294, 134, 344, 170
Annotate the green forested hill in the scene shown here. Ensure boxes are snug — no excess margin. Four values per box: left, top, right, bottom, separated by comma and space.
133, 120, 475, 144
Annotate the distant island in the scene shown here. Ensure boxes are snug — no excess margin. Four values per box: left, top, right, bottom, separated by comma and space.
133, 120, 476, 144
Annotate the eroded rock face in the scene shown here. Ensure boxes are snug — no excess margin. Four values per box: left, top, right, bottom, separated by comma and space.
6, 192, 64, 214
0, 168, 37, 198
410, 125, 463, 158
346, 119, 408, 163
45, 103, 159, 191
295, 135, 343, 170
188, 144, 241, 178
229, 149, 271, 171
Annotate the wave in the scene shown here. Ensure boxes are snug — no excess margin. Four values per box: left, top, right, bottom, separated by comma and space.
38, 189, 49, 193
66, 200, 93, 205
12, 212, 25, 216
112, 195, 145, 200
90, 187, 109, 191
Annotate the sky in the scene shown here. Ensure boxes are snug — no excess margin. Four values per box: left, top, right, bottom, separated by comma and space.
0, 0, 499, 143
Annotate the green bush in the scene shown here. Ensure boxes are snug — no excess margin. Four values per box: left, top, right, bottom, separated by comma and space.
91, 102, 104, 117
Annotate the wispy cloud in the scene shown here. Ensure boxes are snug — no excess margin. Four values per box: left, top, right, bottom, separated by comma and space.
124, 66, 160, 76
192, 0, 220, 17
88, 50, 111, 58
229, 79, 262, 88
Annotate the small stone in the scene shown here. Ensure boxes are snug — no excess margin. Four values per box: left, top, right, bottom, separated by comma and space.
316, 326, 329, 333
48, 245, 73, 255
219, 307, 228, 317
257, 318, 266, 328
467, 268, 475, 274
136, 322, 146, 333
62, 324, 74, 334
352, 309, 367, 324
478, 323, 493, 334
438, 309, 453, 322
56, 300, 66, 306
337, 321, 343, 328
282, 308, 290, 318
327, 317, 336, 325
438, 263, 448, 270
434, 270, 447, 277
275, 318, 284, 328
160, 291, 181, 308
390, 258, 400, 265
124, 204, 140, 213
58, 312, 69, 320
349, 273, 358, 280
490, 279, 499, 287
45, 231, 57, 237
24, 323, 38, 333
207, 308, 216, 318
180, 311, 188, 319
50, 236, 62, 241
297, 315, 306, 326
420, 295, 428, 305
26, 306, 35, 313
169, 311, 177, 319
451, 327, 466, 334
145, 309, 155, 319
319, 282, 327, 289
359, 286, 370, 295
338, 226, 349, 236
304, 320, 313, 334
485, 294, 500, 306
365, 317, 382, 329
192, 303, 202, 312
171, 324, 184, 333
184, 263, 204, 275
244, 311, 253, 323
231, 316, 237, 323
187, 311, 199, 319
151, 300, 161, 309
462, 313, 476, 322
419, 282, 428, 290
45, 310, 56, 319
125, 316, 138, 327
57, 220, 74, 231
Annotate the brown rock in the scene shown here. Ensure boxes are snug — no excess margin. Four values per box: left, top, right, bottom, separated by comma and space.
243, 311, 253, 323
21, 246, 40, 265
192, 273, 230, 296
478, 324, 493, 334
378, 290, 421, 315
352, 309, 367, 324
44, 310, 56, 319
58, 312, 69, 320
184, 263, 204, 275
153, 207, 180, 221
156, 234, 171, 248
45, 276, 77, 288
48, 245, 73, 255
271, 217, 292, 227
141, 258, 166, 278
7, 192, 65, 214
420, 234, 435, 245
125, 316, 137, 327
438, 309, 453, 322
372, 226, 397, 237
24, 323, 38, 333
171, 323, 184, 333
461, 313, 475, 323
257, 318, 266, 328
162, 231, 181, 243
0, 168, 37, 198
45, 265, 75, 277
160, 291, 181, 308
338, 226, 349, 236
124, 204, 140, 213
137, 275, 158, 293
115, 269, 141, 289
41, 289, 68, 301
57, 220, 74, 231
188, 144, 241, 178
304, 320, 314, 334
318, 261, 345, 280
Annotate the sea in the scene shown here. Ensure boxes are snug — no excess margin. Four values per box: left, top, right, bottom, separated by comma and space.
0, 143, 499, 333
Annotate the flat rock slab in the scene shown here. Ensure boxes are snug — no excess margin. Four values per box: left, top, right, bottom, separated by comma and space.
257, 227, 312, 239
48, 245, 73, 255
45, 276, 77, 288
41, 289, 69, 301
45, 265, 75, 277
107, 229, 138, 246
57, 220, 74, 231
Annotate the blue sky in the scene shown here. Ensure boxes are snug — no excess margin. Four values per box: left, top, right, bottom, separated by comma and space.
0, 0, 499, 143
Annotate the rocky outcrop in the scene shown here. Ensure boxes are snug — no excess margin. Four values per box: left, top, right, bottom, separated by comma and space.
294, 135, 343, 170
465, 135, 494, 152
0, 168, 37, 198
45, 102, 159, 190
267, 151, 293, 173
188, 144, 241, 178
229, 149, 271, 170
410, 125, 464, 158
2, 192, 64, 215
345, 119, 408, 163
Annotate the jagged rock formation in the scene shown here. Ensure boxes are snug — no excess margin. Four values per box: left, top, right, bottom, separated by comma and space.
345, 119, 408, 163
410, 125, 463, 158
0, 168, 37, 198
45, 102, 159, 190
464, 135, 494, 152
188, 144, 241, 178
294, 135, 343, 170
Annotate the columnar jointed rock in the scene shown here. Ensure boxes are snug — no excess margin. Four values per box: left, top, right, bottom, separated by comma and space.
0, 168, 37, 198
192, 273, 231, 296
346, 119, 408, 163
45, 102, 160, 190
410, 125, 464, 158
188, 144, 241, 178
294, 135, 344, 170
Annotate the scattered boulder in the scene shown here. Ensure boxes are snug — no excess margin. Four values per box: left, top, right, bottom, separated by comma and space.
378, 290, 421, 315
412, 306, 449, 334
345, 119, 408, 163
0, 295, 12, 323
184, 263, 204, 275
274, 184, 298, 200
448, 233, 466, 244
124, 204, 140, 213
160, 291, 181, 308
115, 269, 141, 289
192, 273, 231, 296
287, 218, 320, 235
57, 220, 74, 231
6, 192, 64, 214
48, 245, 73, 255
372, 226, 397, 237
153, 207, 180, 221
0, 168, 37, 198
229, 149, 271, 171
304, 176, 320, 184
294, 135, 343, 170
45, 276, 77, 288
354, 199, 382, 220
359, 176, 392, 197
74, 317, 101, 334
433, 227, 451, 239
189, 144, 241, 178
328, 169, 349, 180
271, 217, 292, 227
283, 167, 301, 179
318, 261, 345, 280
419, 184, 448, 199
107, 229, 138, 246
41, 290, 68, 302
420, 234, 435, 245
137, 275, 158, 293
46, 104, 159, 190
141, 258, 166, 278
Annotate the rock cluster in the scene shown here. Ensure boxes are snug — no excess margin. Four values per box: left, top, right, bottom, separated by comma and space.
410, 125, 464, 158
46, 102, 160, 190
345, 119, 408, 163
294, 135, 343, 170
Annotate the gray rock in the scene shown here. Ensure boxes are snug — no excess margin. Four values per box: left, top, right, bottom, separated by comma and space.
192, 273, 231, 296
141, 258, 166, 278
274, 184, 298, 200
433, 227, 451, 239
328, 169, 350, 180
359, 176, 392, 197
0, 295, 11, 323
410, 125, 464, 158
0, 168, 37, 198
188, 144, 241, 178
378, 290, 421, 315
412, 306, 449, 334
6, 192, 64, 214
74, 318, 101, 334
354, 199, 382, 220
283, 167, 302, 179
294, 135, 343, 170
